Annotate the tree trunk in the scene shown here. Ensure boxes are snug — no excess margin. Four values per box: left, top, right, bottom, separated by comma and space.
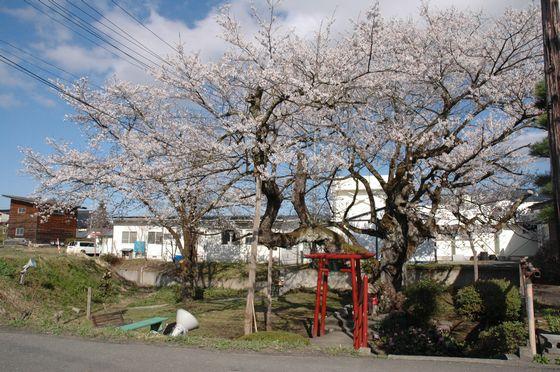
245, 174, 262, 335
541, 0, 560, 256
379, 234, 410, 310
266, 248, 273, 331
180, 228, 200, 299
469, 239, 479, 282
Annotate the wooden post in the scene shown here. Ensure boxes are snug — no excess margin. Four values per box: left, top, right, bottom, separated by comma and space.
244, 174, 261, 335
541, 0, 560, 255
86, 287, 92, 320
266, 247, 273, 331
526, 279, 537, 356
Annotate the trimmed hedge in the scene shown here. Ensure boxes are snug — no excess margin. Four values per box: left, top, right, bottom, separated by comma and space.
454, 285, 482, 320
403, 279, 446, 325
471, 321, 527, 357
454, 279, 521, 324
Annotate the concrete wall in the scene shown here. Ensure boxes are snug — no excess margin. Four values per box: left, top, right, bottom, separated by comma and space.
413, 226, 539, 262
404, 262, 520, 288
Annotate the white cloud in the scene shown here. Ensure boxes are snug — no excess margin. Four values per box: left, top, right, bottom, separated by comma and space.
0, 93, 22, 109
1, 0, 537, 86
31, 93, 56, 108
512, 130, 548, 148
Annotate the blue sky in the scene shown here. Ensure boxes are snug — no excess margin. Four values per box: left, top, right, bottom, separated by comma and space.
0, 0, 544, 209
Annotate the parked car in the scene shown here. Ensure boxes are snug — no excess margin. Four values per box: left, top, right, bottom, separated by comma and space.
66, 241, 98, 256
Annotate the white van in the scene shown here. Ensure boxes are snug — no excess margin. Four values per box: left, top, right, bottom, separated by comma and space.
67, 241, 98, 256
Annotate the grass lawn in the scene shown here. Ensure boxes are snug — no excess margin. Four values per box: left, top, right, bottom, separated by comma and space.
0, 247, 351, 354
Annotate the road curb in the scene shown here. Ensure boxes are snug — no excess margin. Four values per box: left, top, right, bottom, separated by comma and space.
387, 354, 559, 369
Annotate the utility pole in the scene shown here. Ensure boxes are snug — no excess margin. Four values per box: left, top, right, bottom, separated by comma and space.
541, 0, 560, 254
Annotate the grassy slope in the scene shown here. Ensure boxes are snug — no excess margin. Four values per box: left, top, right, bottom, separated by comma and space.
0, 247, 350, 354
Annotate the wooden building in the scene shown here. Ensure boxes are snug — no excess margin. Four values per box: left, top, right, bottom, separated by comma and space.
3, 195, 78, 244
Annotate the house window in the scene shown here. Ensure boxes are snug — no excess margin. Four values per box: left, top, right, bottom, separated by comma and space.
121, 231, 137, 244
245, 236, 254, 245
221, 230, 236, 245
163, 234, 173, 241
148, 232, 163, 244
17, 207, 26, 214
15, 227, 24, 236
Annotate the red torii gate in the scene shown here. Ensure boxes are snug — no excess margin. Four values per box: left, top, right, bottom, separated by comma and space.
304, 252, 373, 350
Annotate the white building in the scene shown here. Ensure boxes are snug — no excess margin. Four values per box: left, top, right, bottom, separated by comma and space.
104, 216, 309, 264
331, 175, 539, 261
0, 209, 9, 224
100, 175, 539, 263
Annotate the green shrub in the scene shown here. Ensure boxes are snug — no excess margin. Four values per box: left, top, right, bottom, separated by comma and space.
379, 311, 411, 335
472, 321, 527, 357
476, 279, 521, 323
455, 279, 521, 323
534, 354, 550, 364
0, 258, 15, 277
455, 285, 482, 320
404, 279, 446, 325
543, 308, 560, 333
378, 309, 463, 357
381, 325, 463, 356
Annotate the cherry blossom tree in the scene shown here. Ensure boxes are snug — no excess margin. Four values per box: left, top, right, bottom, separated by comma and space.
23, 79, 247, 298
320, 5, 543, 299
23, 2, 543, 314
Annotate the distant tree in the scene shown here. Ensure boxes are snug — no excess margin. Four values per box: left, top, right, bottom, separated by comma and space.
440, 191, 532, 282
530, 80, 554, 221
88, 201, 111, 233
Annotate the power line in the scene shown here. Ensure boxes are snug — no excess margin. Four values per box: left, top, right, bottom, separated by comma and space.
0, 52, 117, 119
23, 0, 147, 71
0, 46, 76, 86
0, 52, 176, 148
73, 0, 171, 66
111, 0, 179, 54
0, 39, 102, 89
36, 0, 155, 69
44, 0, 163, 69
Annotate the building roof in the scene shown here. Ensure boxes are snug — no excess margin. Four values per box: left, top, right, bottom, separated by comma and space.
112, 215, 302, 230
2, 194, 36, 204
2, 194, 84, 210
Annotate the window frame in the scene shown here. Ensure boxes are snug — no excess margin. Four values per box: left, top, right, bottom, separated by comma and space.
147, 231, 163, 244
121, 231, 137, 244
15, 227, 24, 236
17, 207, 26, 214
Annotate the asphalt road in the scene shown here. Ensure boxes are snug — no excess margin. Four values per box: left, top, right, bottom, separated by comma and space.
0, 330, 550, 372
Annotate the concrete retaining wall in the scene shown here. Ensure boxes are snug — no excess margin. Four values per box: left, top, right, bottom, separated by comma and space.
404, 262, 519, 288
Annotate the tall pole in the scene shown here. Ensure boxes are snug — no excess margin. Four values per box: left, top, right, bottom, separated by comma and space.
244, 174, 262, 335
542, 0, 560, 254
526, 278, 537, 356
